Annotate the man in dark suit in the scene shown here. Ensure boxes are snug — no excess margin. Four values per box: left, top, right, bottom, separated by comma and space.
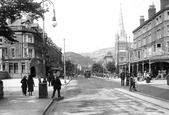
120, 69, 125, 86
51, 71, 62, 98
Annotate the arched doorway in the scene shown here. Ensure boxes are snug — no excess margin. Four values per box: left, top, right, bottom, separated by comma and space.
30, 66, 36, 77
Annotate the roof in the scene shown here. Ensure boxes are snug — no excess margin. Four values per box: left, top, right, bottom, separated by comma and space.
132, 7, 169, 33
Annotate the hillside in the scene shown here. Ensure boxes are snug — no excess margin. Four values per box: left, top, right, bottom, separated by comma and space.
65, 47, 115, 67
81, 47, 115, 62
65, 52, 95, 67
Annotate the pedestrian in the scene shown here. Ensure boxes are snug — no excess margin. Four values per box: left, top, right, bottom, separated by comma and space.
27, 74, 35, 96
129, 74, 137, 91
126, 72, 130, 86
143, 71, 146, 80
47, 73, 52, 86
20, 76, 28, 96
146, 72, 151, 83
51, 71, 62, 98
120, 69, 125, 86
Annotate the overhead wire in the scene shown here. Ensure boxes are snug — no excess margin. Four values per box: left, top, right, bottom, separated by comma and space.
120, 0, 147, 39
125, 0, 147, 20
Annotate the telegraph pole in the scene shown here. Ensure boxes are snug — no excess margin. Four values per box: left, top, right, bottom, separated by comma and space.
128, 37, 131, 74
64, 38, 66, 84
117, 35, 119, 75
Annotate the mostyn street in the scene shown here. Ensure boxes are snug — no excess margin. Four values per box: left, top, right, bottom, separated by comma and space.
49, 75, 169, 115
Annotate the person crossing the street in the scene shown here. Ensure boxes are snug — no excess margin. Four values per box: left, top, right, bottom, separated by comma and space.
51, 71, 62, 99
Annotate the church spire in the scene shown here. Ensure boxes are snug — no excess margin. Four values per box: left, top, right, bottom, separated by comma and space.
117, 4, 126, 42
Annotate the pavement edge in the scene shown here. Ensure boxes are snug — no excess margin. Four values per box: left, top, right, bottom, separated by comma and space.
42, 99, 54, 115
42, 75, 78, 114
114, 88, 169, 110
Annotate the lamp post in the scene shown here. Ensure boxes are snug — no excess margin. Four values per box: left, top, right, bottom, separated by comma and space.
42, 0, 57, 79
39, 0, 57, 98
128, 37, 131, 74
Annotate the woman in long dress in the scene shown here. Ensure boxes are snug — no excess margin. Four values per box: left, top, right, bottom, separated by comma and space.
27, 75, 35, 96
21, 76, 28, 96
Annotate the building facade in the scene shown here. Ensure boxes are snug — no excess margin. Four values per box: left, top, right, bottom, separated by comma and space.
130, 0, 169, 78
0, 17, 62, 78
103, 51, 114, 66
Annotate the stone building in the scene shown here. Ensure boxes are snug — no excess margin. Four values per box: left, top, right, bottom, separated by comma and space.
103, 51, 114, 66
130, 0, 169, 78
0, 17, 62, 78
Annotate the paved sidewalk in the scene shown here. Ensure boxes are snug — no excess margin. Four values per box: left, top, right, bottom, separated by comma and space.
0, 78, 72, 115
104, 77, 169, 89
100, 77, 169, 109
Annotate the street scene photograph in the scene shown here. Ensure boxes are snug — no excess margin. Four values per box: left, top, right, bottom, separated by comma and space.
0, 0, 169, 115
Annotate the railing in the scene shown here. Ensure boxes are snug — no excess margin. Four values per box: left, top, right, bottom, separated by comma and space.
132, 50, 169, 62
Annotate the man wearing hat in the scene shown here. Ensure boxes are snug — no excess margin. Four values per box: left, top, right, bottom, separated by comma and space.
51, 71, 62, 98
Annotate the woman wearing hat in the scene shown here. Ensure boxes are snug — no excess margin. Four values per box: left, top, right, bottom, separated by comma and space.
21, 76, 28, 96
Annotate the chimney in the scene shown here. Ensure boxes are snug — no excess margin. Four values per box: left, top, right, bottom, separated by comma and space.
160, 0, 169, 10
140, 16, 145, 25
148, 4, 156, 19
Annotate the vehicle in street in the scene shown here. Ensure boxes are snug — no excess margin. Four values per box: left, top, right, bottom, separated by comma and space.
84, 70, 91, 78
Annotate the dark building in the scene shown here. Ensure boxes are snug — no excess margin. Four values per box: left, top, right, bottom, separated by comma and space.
0, 17, 62, 78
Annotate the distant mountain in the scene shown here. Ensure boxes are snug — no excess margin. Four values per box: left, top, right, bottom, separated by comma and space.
65, 47, 115, 67
65, 52, 95, 67
81, 47, 115, 62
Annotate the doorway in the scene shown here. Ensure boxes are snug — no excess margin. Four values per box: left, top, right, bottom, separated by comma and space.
30, 66, 36, 77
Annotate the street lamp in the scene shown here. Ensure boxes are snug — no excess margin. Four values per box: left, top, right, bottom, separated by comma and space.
42, 0, 57, 28
42, 0, 57, 79
39, 0, 57, 98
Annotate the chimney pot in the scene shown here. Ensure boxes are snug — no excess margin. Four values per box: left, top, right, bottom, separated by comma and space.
148, 4, 156, 19
140, 16, 145, 25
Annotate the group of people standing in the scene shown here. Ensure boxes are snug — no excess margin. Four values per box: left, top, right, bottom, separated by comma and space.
120, 70, 154, 91
120, 70, 138, 92
20, 75, 35, 96
20, 70, 62, 99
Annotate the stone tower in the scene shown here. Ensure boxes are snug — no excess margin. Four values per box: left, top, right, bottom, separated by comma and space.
115, 4, 128, 72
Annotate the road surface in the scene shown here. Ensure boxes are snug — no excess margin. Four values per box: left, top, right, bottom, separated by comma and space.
49, 75, 169, 115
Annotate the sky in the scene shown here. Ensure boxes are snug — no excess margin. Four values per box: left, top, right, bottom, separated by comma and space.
36, 0, 160, 53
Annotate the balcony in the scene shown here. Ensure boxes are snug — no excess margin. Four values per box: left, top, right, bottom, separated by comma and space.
10, 25, 42, 34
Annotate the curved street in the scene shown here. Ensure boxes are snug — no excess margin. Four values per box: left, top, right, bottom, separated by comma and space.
50, 75, 169, 115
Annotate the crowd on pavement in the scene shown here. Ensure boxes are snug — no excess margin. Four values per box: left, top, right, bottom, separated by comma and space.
94, 69, 169, 90
19, 70, 63, 99
0, 74, 72, 115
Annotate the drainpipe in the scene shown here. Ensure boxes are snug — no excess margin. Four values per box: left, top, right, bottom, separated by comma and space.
132, 64, 134, 75
137, 63, 139, 75
149, 60, 151, 73
142, 62, 144, 74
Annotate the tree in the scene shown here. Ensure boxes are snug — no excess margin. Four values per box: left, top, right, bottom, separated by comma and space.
92, 63, 103, 73
65, 60, 75, 77
0, 0, 45, 43
105, 62, 116, 73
